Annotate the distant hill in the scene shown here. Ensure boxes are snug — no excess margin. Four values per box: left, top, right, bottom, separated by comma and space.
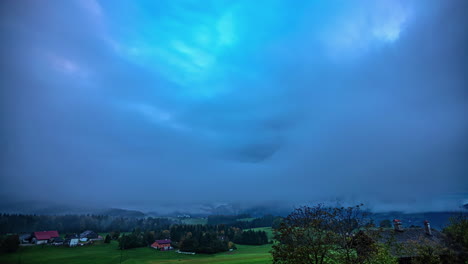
98, 208, 146, 218
0, 199, 146, 218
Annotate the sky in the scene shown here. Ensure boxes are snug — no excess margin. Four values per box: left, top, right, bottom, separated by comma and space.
1, 0, 467, 212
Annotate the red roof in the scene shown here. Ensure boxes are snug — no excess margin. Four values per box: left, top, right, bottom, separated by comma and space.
34, 231, 59, 240
151, 239, 171, 248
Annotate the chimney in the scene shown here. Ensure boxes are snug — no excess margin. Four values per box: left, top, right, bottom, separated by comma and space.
424, 220, 432, 236
393, 219, 403, 232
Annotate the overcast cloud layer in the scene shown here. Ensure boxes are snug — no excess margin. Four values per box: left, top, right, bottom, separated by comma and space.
1, 0, 467, 211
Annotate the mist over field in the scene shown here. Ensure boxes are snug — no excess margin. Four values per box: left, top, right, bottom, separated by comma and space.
1, 0, 467, 213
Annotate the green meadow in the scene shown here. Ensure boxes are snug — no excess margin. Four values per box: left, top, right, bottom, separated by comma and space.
0, 241, 272, 264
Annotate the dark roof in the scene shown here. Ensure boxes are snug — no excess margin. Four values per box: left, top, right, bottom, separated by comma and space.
372, 228, 444, 244
34, 231, 59, 240
65, 234, 79, 239
52, 237, 64, 242
80, 230, 98, 238
20, 234, 32, 240
368, 228, 447, 257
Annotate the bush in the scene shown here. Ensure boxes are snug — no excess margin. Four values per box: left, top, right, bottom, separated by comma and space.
1, 235, 19, 253
379, 219, 392, 228
110, 231, 120, 240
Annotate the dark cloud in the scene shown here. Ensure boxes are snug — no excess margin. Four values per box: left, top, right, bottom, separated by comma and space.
0, 0, 467, 211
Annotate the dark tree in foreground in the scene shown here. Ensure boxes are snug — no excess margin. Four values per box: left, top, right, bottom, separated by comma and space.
110, 231, 121, 240
443, 214, 468, 249
104, 234, 111, 243
332, 204, 374, 264
443, 213, 468, 263
272, 204, 338, 264
0, 235, 19, 253
272, 204, 385, 264
379, 219, 392, 228
351, 231, 378, 264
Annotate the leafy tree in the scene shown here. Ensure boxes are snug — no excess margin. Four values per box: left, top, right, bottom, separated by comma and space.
271, 204, 376, 264
161, 230, 170, 239
179, 232, 198, 252
443, 213, 468, 249
379, 220, 392, 228
404, 239, 444, 264
119, 230, 145, 250
443, 213, 468, 262
1, 235, 19, 253
104, 234, 111, 243
272, 204, 338, 264
228, 241, 236, 250
144, 231, 155, 246
110, 231, 121, 240
332, 204, 372, 264
233, 230, 268, 245
272, 217, 284, 229
368, 244, 398, 264
351, 231, 378, 264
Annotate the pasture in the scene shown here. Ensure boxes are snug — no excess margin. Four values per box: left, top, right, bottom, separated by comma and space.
0, 241, 272, 264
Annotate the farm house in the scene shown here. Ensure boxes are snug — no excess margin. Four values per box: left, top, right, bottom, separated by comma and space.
31, 231, 59, 244
151, 239, 173, 251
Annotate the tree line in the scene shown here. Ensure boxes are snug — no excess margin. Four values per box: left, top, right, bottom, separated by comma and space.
117, 224, 269, 254
207, 214, 282, 229
0, 214, 173, 234
233, 230, 269, 245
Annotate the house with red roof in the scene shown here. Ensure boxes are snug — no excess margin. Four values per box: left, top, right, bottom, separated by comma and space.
32, 231, 60, 244
151, 239, 172, 251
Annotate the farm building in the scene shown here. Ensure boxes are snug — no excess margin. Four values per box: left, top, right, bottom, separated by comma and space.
51, 237, 64, 246
19, 233, 32, 244
151, 239, 173, 251
368, 220, 450, 264
31, 231, 59, 244
65, 233, 79, 239
65, 238, 79, 247
80, 230, 99, 240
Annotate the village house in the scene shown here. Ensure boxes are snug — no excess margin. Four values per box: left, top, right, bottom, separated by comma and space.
51, 237, 64, 246
151, 239, 173, 251
64, 233, 79, 247
19, 233, 32, 244
80, 230, 100, 241
369, 220, 449, 264
64, 238, 79, 247
31, 231, 60, 244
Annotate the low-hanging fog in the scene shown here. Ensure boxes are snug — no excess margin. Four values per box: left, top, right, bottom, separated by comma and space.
1, 0, 467, 213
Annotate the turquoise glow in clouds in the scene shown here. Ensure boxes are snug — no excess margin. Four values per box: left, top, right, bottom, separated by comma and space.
103, 0, 409, 99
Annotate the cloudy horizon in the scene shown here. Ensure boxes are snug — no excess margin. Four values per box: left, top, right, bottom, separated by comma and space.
1, 0, 467, 212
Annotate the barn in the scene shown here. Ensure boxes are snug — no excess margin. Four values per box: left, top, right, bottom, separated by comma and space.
151, 239, 173, 251
80, 230, 99, 240
31, 231, 59, 244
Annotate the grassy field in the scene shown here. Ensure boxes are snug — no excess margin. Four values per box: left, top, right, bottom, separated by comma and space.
0, 241, 272, 264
